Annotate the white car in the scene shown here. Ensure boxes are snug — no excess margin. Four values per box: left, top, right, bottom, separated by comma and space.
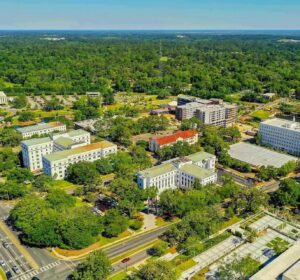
0, 260, 5, 266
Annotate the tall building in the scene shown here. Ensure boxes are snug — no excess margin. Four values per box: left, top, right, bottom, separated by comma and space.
149, 130, 198, 152
16, 122, 66, 138
43, 141, 117, 180
137, 152, 217, 193
259, 118, 300, 156
21, 130, 90, 172
176, 95, 238, 127
0, 91, 7, 105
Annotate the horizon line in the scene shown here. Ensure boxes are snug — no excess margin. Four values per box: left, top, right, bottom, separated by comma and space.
0, 28, 300, 31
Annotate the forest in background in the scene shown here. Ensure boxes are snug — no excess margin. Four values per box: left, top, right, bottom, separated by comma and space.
0, 31, 300, 99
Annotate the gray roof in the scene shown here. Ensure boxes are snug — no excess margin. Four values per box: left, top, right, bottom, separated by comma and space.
16, 122, 65, 134
261, 118, 300, 132
179, 164, 215, 179
43, 141, 116, 162
229, 142, 298, 168
138, 163, 176, 178
65, 129, 89, 137
21, 137, 51, 147
185, 151, 215, 163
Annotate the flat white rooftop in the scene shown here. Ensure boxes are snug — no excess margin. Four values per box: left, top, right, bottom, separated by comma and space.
250, 241, 300, 280
229, 142, 298, 168
261, 118, 300, 132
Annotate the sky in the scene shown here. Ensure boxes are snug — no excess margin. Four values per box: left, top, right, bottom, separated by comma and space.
0, 0, 300, 30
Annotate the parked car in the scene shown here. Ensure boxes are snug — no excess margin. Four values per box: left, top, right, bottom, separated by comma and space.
2, 241, 9, 249
6, 271, 12, 279
12, 266, 20, 274
0, 260, 5, 266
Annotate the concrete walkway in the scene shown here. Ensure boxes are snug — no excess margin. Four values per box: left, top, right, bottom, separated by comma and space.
141, 213, 157, 232
180, 236, 243, 280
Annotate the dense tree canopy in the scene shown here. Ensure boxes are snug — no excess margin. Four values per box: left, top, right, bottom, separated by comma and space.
0, 33, 299, 98
10, 194, 103, 249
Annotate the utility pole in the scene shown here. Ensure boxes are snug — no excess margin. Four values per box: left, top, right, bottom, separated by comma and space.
159, 41, 163, 78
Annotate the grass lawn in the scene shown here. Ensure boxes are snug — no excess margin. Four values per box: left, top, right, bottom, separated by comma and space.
51, 180, 78, 193
160, 56, 169, 62
109, 271, 128, 280
251, 110, 271, 121
267, 237, 290, 255
174, 257, 197, 276
191, 267, 209, 280
155, 216, 180, 227
240, 212, 265, 229
99, 231, 132, 247
0, 267, 6, 280
220, 216, 242, 230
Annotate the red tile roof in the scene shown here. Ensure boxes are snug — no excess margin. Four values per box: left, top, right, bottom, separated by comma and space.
154, 130, 198, 146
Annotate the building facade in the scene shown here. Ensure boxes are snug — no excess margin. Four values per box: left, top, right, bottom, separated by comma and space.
137, 152, 217, 193
21, 129, 91, 172
42, 141, 117, 180
259, 118, 300, 156
17, 122, 66, 138
0, 91, 7, 105
176, 96, 238, 127
149, 130, 198, 152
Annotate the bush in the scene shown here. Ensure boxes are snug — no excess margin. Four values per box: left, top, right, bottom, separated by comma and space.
148, 241, 168, 257
129, 219, 143, 230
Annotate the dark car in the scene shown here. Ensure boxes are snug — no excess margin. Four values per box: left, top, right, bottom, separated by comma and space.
32, 277, 40, 280
6, 271, 12, 279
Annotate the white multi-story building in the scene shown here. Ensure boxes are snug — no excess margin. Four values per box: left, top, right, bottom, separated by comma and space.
137, 152, 217, 193
259, 118, 300, 156
16, 121, 66, 138
21, 129, 90, 172
0, 91, 7, 105
42, 141, 117, 180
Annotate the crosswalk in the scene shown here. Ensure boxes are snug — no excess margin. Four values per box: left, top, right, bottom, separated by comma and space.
13, 261, 62, 280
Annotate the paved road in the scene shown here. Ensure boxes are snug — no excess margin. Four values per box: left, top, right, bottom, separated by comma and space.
217, 168, 255, 187
104, 226, 168, 258
111, 250, 149, 275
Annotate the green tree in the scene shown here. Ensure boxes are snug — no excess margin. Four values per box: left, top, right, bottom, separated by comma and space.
46, 189, 76, 209
217, 256, 260, 280
271, 179, 300, 207
0, 128, 22, 146
72, 251, 111, 280
133, 260, 176, 280
178, 236, 204, 257
148, 241, 168, 257
12, 94, 27, 109
18, 111, 35, 122
32, 175, 53, 191
103, 209, 129, 237
66, 162, 100, 186
7, 167, 33, 183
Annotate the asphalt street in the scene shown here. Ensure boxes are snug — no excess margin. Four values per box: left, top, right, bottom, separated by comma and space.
217, 168, 255, 187
104, 226, 168, 258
